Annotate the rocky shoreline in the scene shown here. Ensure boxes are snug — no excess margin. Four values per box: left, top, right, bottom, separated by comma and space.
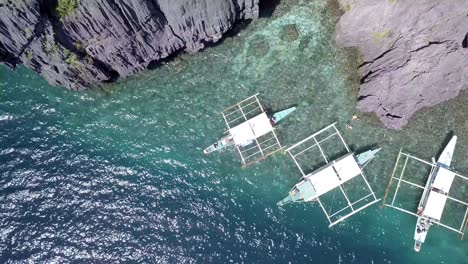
0, 0, 258, 90
1, 0, 467, 129
336, 0, 468, 129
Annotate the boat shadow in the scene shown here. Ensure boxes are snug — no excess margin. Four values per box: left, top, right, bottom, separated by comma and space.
352, 143, 381, 156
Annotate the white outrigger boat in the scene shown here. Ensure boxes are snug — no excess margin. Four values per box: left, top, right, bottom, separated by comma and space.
278, 123, 381, 227
203, 94, 296, 167
382, 135, 468, 252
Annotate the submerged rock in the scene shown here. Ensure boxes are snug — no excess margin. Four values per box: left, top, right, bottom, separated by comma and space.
0, 0, 259, 90
336, 0, 468, 129
280, 24, 299, 42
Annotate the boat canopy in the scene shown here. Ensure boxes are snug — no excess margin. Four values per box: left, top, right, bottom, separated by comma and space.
333, 154, 363, 182
422, 167, 456, 220
304, 154, 362, 197
432, 167, 456, 193
424, 191, 448, 220
221, 94, 282, 167
229, 113, 273, 146
282, 123, 380, 227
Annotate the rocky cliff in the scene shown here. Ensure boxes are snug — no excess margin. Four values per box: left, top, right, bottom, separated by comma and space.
336, 0, 468, 129
0, 0, 259, 90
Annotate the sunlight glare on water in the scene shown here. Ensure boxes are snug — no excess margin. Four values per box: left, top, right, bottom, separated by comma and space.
1, 0, 468, 263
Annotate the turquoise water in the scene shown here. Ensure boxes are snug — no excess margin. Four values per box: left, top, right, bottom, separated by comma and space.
1, 1, 468, 262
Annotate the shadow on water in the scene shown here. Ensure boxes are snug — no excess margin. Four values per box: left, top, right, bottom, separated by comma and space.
259, 0, 281, 17
204, 20, 253, 47
353, 143, 381, 155
147, 49, 184, 70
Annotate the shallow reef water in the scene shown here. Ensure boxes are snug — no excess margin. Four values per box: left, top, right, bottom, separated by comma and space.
1, 0, 468, 263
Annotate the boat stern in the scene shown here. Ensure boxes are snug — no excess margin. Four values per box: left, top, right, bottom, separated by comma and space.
278, 195, 293, 206
203, 136, 234, 154
203, 147, 212, 154
413, 217, 429, 252
414, 241, 422, 252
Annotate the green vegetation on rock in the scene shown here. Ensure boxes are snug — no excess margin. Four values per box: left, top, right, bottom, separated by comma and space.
43, 41, 59, 55
373, 29, 391, 43
65, 53, 80, 67
344, 3, 351, 12
24, 28, 33, 38
24, 49, 33, 60
85, 55, 93, 65
56, 0, 79, 20
74, 41, 85, 52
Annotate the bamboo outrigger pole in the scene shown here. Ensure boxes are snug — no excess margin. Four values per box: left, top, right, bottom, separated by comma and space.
222, 93, 260, 112
461, 209, 468, 240
242, 147, 283, 168
381, 149, 403, 208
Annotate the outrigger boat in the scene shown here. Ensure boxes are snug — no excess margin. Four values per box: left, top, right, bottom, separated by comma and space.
279, 123, 381, 227
382, 135, 468, 252
203, 94, 296, 167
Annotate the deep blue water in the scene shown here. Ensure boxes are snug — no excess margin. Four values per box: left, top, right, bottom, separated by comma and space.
1, 1, 468, 263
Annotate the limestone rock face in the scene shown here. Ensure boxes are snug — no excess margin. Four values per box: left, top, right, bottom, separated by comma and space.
0, 0, 259, 90
336, 0, 468, 129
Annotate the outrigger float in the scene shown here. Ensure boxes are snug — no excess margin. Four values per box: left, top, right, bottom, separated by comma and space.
203, 93, 296, 167
382, 135, 468, 252
278, 123, 381, 227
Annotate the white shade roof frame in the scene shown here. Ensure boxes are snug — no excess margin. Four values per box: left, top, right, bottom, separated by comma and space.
286, 123, 380, 227
221, 94, 282, 167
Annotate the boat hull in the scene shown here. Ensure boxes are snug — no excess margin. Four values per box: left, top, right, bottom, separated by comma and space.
412, 135, 457, 252
437, 136, 457, 166
203, 135, 234, 154
414, 216, 429, 252
270, 106, 296, 125
204, 106, 296, 154
356, 148, 381, 167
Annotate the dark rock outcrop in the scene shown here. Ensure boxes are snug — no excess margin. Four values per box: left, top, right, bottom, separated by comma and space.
0, 0, 259, 90
336, 0, 468, 129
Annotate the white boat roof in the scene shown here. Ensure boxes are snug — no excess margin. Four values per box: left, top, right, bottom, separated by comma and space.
432, 167, 456, 193
334, 154, 363, 182
305, 154, 361, 196
422, 167, 456, 220
307, 166, 340, 196
424, 191, 448, 220
229, 113, 272, 145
